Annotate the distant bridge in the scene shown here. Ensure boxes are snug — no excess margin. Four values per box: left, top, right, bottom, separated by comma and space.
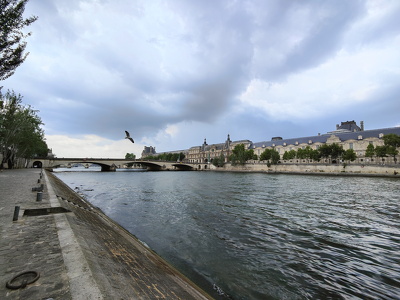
28, 158, 207, 171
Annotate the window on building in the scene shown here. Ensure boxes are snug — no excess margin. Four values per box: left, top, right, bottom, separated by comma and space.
349, 143, 353, 149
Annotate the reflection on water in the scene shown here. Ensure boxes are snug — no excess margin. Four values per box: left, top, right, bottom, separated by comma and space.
54, 169, 400, 299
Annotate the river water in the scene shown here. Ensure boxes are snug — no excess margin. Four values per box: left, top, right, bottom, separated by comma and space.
54, 168, 400, 299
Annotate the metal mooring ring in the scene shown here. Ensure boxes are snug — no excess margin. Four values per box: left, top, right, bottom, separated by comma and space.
6, 271, 40, 290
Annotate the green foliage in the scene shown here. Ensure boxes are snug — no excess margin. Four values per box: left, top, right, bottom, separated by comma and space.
259, 148, 280, 165
125, 153, 136, 166
374, 144, 398, 160
386, 145, 398, 161
309, 148, 321, 161
229, 144, 255, 166
145, 152, 185, 162
125, 153, 136, 159
212, 153, 225, 167
375, 145, 387, 158
365, 143, 375, 158
0, 0, 38, 81
383, 134, 400, 148
318, 144, 331, 159
283, 147, 320, 162
318, 143, 345, 160
330, 143, 345, 159
383, 133, 400, 161
0, 90, 48, 168
364, 134, 400, 161
343, 149, 357, 162
282, 149, 296, 160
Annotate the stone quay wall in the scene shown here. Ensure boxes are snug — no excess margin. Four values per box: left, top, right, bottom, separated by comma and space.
209, 162, 400, 177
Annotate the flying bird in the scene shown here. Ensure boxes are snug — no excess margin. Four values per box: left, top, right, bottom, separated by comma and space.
125, 130, 134, 143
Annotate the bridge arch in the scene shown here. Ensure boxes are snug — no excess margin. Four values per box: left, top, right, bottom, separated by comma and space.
171, 163, 194, 171
51, 161, 117, 172
32, 161, 43, 168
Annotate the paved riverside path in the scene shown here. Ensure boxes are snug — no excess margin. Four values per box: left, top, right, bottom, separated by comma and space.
0, 169, 213, 300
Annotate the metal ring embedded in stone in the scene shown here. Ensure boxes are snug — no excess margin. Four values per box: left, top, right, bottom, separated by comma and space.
6, 271, 40, 290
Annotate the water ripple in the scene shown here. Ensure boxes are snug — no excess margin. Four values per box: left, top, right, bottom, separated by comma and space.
55, 170, 400, 300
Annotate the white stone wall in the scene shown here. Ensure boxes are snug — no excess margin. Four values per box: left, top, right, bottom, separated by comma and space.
213, 162, 399, 176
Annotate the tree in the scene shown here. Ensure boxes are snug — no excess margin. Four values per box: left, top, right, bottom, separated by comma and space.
1, 0, 38, 81
383, 134, 400, 149
270, 149, 280, 165
259, 148, 280, 165
259, 148, 272, 161
330, 143, 345, 160
124, 153, 136, 167
343, 149, 357, 162
309, 148, 321, 162
382, 133, 400, 162
386, 146, 398, 162
229, 144, 255, 166
144, 152, 185, 162
318, 143, 344, 162
283, 149, 296, 160
0, 90, 47, 168
365, 143, 375, 158
125, 153, 136, 159
374, 145, 387, 159
318, 144, 331, 159
230, 144, 247, 166
212, 153, 225, 167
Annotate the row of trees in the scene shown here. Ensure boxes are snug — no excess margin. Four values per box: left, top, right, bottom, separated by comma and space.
144, 152, 186, 162
282, 144, 357, 163
0, 91, 48, 168
212, 135, 400, 167
0, 1, 45, 168
366, 134, 400, 161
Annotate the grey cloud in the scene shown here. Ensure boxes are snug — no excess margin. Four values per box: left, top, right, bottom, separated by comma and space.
5, 0, 400, 150
252, 1, 366, 80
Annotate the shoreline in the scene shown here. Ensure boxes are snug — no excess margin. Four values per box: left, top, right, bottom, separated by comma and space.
0, 168, 213, 299
204, 162, 400, 178
45, 170, 214, 299
207, 168, 400, 178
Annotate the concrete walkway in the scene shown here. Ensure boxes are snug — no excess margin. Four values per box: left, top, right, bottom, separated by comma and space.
0, 169, 213, 300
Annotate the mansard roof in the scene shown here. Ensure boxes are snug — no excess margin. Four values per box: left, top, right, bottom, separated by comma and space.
337, 120, 361, 132
252, 126, 400, 148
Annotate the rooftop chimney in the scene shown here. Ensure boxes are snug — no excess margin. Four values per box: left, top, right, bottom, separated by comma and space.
360, 121, 364, 131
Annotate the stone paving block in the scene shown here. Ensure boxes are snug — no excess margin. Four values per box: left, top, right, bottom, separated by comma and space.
1, 169, 213, 300
0, 169, 72, 300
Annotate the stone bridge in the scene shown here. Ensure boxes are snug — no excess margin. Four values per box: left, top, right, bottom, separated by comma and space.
28, 158, 207, 171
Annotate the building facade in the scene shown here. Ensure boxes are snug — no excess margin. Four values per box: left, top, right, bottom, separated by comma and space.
252, 121, 400, 164
143, 121, 400, 165
187, 135, 252, 164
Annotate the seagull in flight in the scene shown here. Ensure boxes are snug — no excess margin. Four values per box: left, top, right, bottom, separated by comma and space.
125, 130, 134, 143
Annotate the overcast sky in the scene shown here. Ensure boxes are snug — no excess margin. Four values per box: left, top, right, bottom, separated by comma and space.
3, 0, 400, 158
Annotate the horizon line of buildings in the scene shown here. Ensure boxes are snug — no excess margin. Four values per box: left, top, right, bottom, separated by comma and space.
141, 120, 400, 164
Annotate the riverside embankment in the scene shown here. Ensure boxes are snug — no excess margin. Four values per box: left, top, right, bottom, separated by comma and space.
209, 162, 400, 177
0, 168, 213, 300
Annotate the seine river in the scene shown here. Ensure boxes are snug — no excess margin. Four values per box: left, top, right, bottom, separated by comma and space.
54, 168, 400, 299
